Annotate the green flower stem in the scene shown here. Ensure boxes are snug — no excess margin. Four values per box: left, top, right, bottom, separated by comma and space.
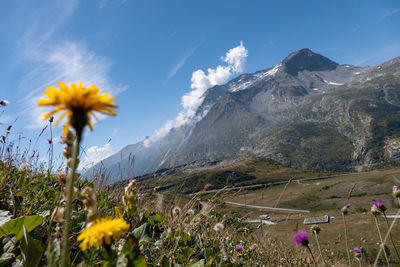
313, 231, 327, 266
48, 119, 53, 177
61, 132, 82, 267
383, 212, 400, 259
373, 215, 390, 266
374, 200, 400, 267
103, 243, 115, 262
342, 213, 351, 266
306, 245, 319, 267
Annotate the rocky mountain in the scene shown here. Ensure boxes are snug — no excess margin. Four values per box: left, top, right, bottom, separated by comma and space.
85, 49, 400, 183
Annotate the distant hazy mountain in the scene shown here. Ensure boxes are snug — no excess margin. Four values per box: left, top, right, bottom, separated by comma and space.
85, 49, 400, 183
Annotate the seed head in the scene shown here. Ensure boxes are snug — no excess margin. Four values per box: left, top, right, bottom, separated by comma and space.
0, 100, 9, 106
172, 206, 181, 217
213, 222, 224, 233
186, 209, 195, 219
81, 187, 98, 224
370, 204, 381, 216
19, 163, 30, 171
122, 179, 138, 214
51, 206, 65, 223
310, 224, 321, 234
393, 185, 400, 198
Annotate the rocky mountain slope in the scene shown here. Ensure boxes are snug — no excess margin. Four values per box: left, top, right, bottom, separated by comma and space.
85, 49, 400, 183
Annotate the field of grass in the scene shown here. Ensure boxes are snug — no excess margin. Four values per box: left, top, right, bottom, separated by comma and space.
2, 139, 400, 266
214, 167, 400, 264
147, 163, 400, 265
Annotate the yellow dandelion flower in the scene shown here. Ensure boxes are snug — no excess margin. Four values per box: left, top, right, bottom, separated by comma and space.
77, 218, 129, 251
38, 82, 117, 134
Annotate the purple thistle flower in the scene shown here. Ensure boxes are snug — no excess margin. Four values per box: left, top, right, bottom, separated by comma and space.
374, 200, 386, 213
236, 245, 243, 252
374, 200, 383, 208
353, 247, 362, 258
393, 185, 400, 198
294, 230, 309, 246
341, 204, 350, 215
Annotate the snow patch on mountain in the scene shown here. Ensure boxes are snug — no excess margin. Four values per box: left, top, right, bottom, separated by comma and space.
229, 63, 281, 92
323, 79, 344, 86
257, 63, 281, 78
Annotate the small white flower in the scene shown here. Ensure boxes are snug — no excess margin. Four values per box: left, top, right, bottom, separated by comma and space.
186, 209, 195, 218
19, 163, 30, 171
213, 222, 224, 233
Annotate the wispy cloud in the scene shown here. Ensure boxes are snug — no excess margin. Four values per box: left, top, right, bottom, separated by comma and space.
168, 29, 179, 39
381, 8, 400, 20
0, 113, 13, 125
20, 41, 128, 130
98, 0, 128, 9
353, 42, 400, 66
19, 0, 79, 51
167, 37, 206, 80
16, 0, 127, 130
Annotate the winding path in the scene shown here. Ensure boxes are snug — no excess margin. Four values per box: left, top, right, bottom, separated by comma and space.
224, 201, 310, 213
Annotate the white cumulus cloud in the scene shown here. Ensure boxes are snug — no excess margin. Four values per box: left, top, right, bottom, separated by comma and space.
79, 143, 114, 170
175, 41, 247, 128
144, 41, 248, 147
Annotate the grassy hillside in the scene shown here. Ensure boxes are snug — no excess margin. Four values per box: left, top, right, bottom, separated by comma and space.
138, 157, 335, 194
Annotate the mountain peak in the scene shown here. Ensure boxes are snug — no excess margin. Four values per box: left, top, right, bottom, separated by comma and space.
282, 48, 339, 75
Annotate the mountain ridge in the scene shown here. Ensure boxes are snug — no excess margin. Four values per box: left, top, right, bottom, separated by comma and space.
85, 49, 400, 183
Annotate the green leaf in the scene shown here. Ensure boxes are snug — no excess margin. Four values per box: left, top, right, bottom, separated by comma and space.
160, 256, 170, 267
0, 215, 43, 241
175, 253, 185, 263
181, 247, 192, 258
189, 259, 205, 267
20, 226, 44, 267
120, 237, 147, 267
131, 223, 153, 246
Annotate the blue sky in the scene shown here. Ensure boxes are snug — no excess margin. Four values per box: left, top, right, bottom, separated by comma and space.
0, 0, 399, 169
